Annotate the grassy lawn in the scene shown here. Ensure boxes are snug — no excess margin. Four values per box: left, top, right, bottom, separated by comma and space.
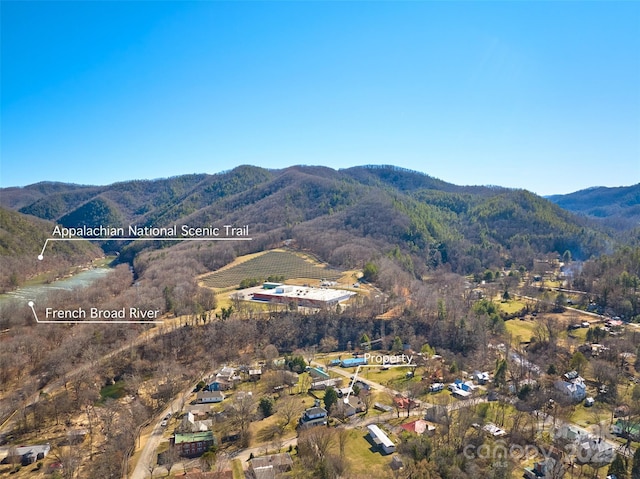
499, 299, 527, 315
249, 411, 297, 448
344, 428, 393, 476
360, 366, 413, 385
570, 404, 611, 429
505, 319, 537, 343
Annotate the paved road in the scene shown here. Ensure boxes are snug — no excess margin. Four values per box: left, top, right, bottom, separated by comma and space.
129, 388, 194, 479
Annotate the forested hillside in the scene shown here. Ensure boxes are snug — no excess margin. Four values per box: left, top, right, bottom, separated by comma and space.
573, 246, 640, 320
0, 165, 620, 279
0, 207, 102, 292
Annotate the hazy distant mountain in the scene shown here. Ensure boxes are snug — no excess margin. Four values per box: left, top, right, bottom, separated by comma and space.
547, 184, 640, 230
0, 165, 619, 276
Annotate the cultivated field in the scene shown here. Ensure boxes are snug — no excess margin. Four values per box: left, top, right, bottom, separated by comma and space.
200, 250, 343, 289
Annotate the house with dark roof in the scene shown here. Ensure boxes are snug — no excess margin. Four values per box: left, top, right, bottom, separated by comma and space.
298, 406, 328, 428
249, 453, 294, 479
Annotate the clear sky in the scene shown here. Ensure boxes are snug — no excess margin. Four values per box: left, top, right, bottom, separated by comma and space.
1, 1, 639, 195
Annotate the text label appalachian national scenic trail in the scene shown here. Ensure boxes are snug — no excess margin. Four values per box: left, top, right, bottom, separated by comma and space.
51, 224, 250, 238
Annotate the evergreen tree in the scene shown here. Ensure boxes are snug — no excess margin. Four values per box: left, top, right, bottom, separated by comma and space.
362, 262, 379, 282
324, 387, 338, 411
259, 397, 274, 418
494, 359, 508, 388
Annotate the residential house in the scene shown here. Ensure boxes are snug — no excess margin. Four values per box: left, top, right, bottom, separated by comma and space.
173, 431, 216, 458
555, 424, 589, 443
4, 444, 51, 466
206, 380, 230, 392
209, 366, 239, 390
400, 419, 435, 436
367, 424, 396, 454
311, 378, 341, 390
248, 368, 262, 381
334, 396, 365, 418
187, 404, 212, 419
576, 437, 614, 464
591, 344, 608, 357
393, 395, 420, 411
472, 371, 491, 385
563, 371, 580, 381
249, 453, 294, 479
554, 376, 587, 403
448, 380, 473, 398
308, 367, 330, 380
340, 357, 367, 367
196, 391, 225, 404
181, 412, 213, 433
217, 366, 236, 381
298, 406, 328, 428
555, 424, 614, 465
347, 395, 365, 414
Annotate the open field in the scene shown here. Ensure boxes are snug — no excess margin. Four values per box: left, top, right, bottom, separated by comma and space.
343, 428, 394, 476
498, 298, 527, 315
505, 318, 538, 343
200, 250, 344, 289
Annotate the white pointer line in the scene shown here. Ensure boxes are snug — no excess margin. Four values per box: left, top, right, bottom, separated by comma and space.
39, 237, 253, 259
27, 301, 164, 325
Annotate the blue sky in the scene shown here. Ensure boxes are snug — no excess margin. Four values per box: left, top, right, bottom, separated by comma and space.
1, 1, 639, 195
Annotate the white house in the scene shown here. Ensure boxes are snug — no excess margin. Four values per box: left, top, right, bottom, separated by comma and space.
181, 412, 213, 432
577, 438, 614, 464
368, 424, 396, 454
11, 444, 51, 465
196, 391, 225, 404
554, 377, 587, 402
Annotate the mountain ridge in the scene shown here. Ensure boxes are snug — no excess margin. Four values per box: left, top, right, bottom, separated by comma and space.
546, 183, 640, 230
0, 165, 627, 278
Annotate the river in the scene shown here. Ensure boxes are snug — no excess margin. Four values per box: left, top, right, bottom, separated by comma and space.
0, 267, 112, 306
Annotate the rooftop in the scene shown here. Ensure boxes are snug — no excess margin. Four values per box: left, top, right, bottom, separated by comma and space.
174, 431, 215, 444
